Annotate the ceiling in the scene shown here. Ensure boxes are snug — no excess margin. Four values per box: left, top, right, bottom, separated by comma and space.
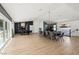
1, 3, 79, 22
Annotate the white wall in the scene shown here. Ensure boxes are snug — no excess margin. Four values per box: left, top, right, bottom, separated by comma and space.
33, 18, 44, 33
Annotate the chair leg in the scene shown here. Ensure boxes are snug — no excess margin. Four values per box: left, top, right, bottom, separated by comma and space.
50, 36, 52, 40
61, 37, 64, 42
62, 37, 64, 42
55, 36, 59, 41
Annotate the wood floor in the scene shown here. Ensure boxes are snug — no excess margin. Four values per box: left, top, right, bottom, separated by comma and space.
0, 34, 79, 55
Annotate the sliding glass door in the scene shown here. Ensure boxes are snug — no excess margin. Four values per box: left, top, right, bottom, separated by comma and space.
5, 21, 11, 41
0, 19, 11, 48
0, 20, 4, 45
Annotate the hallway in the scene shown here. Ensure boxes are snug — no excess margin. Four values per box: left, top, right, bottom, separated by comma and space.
1, 34, 79, 55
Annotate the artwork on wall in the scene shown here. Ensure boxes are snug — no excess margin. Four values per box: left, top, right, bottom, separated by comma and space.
21, 23, 25, 28
60, 24, 68, 28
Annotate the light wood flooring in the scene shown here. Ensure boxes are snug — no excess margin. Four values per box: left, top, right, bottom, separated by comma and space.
0, 34, 79, 55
